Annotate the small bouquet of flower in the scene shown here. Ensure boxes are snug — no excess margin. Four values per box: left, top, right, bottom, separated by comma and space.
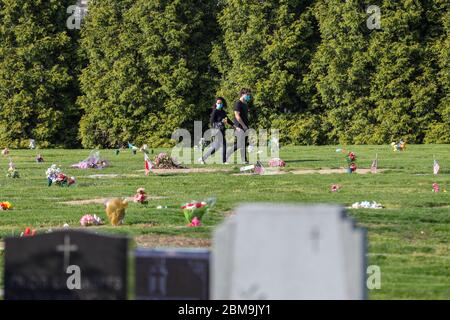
181, 198, 216, 227
134, 187, 148, 204
330, 184, 342, 192
46, 164, 75, 187
154, 152, 182, 169
0, 201, 12, 210
391, 141, 406, 152
6, 161, 19, 178
21, 227, 36, 237
432, 183, 440, 193
268, 158, 286, 167
36, 154, 44, 163
351, 201, 383, 209
80, 214, 103, 227
336, 149, 357, 173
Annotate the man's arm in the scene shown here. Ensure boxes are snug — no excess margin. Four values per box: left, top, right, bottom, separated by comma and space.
234, 111, 248, 131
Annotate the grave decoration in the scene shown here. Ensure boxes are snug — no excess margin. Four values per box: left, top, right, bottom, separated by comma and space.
153, 152, 183, 169
391, 140, 406, 151
46, 164, 76, 187
330, 184, 342, 192
351, 201, 383, 209
0, 201, 13, 210
6, 160, 19, 178
71, 151, 109, 169
80, 214, 103, 227
134, 188, 148, 204
181, 198, 216, 227
432, 183, 440, 193
337, 149, 357, 173
268, 158, 286, 167
21, 228, 36, 237
36, 154, 44, 163
105, 198, 128, 226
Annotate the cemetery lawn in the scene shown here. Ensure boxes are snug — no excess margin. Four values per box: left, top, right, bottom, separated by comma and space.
0, 145, 449, 300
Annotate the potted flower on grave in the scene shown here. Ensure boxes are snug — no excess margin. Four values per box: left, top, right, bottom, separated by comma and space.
181, 198, 216, 227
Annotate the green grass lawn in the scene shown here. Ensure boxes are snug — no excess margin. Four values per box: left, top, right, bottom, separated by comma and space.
0, 145, 449, 299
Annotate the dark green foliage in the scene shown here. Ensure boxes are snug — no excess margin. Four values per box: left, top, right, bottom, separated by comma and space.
0, 0, 448, 146
78, 0, 219, 148
0, 0, 80, 148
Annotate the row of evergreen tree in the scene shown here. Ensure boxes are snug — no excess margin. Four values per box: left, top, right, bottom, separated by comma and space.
0, 0, 448, 148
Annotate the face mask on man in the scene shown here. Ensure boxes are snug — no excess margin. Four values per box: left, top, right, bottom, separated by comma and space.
244, 94, 252, 103
216, 103, 223, 110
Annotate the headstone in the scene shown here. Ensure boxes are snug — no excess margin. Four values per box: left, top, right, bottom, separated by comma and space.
4, 230, 128, 300
212, 204, 367, 300
135, 248, 209, 300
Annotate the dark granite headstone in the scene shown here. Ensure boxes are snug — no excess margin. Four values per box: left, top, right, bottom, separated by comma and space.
4, 230, 128, 300
135, 248, 209, 300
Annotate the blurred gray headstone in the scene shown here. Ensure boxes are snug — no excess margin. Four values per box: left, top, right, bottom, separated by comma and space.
135, 248, 209, 300
4, 230, 128, 300
212, 204, 367, 300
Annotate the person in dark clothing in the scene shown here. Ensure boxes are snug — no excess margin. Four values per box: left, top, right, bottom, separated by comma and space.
226, 88, 252, 163
199, 97, 234, 164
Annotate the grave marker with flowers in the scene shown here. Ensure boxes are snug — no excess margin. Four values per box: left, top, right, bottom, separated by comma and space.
337, 149, 357, 173
46, 164, 76, 187
181, 198, 216, 227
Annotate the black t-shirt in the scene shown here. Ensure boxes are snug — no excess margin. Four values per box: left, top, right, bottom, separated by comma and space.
233, 100, 249, 129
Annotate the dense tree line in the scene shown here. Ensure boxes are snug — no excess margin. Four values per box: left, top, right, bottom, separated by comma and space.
0, 0, 448, 147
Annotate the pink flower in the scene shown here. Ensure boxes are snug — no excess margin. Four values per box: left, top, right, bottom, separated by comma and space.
432, 183, 440, 193
188, 217, 202, 227
134, 192, 147, 204
268, 158, 286, 167
331, 184, 341, 192
80, 214, 102, 227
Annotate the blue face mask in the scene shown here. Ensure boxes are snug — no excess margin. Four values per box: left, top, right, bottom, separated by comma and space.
244, 94, 252, 103
216, 103, 223, 110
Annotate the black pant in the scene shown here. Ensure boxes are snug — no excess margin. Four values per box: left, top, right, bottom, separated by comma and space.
203, 129, 227, 163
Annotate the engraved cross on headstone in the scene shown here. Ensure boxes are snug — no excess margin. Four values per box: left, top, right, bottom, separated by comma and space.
56, 235, 78, 270
148, 259, 168, 297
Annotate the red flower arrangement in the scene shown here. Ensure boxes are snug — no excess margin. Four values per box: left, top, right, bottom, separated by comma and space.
344, 151, 357, 173
0, 201, 12, 210
21, 227, 36, 237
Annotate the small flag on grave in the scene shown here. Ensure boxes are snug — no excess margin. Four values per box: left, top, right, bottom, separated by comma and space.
433, 157, 440, 175
144, 153, 153, 176
371, 154, 378, 174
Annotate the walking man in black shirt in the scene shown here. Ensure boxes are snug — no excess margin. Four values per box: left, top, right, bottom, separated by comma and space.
226, 88, 252, 164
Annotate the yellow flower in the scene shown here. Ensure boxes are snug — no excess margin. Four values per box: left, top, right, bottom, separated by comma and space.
1, 201, 12, 210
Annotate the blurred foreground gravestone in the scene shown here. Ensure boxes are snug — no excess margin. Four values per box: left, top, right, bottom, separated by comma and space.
4, 230, 128, 300
212, 204, 367, 300
135, 248, 210, 300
